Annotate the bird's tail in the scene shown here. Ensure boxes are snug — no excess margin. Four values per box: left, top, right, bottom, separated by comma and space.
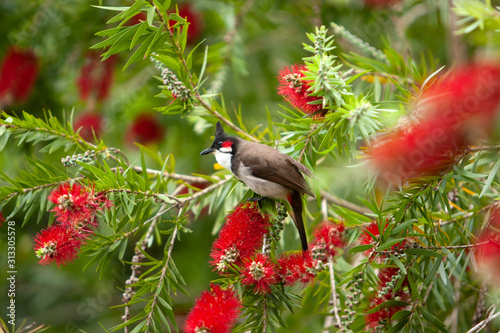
288, 190, 308, 251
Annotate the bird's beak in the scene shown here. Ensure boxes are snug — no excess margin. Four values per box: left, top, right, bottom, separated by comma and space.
200, 147, 214, 155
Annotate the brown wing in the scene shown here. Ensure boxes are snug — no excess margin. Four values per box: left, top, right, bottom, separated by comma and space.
237, 141, 315, 197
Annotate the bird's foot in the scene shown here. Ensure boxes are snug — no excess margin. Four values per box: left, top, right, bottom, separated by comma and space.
246, 197, 265, 203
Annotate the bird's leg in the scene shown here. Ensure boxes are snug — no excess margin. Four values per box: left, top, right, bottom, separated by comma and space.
246, 195, 269, 209
246, 196, 265, 202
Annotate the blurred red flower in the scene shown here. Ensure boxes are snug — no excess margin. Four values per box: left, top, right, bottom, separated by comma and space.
277, 64, 324, 116
169, 3, 203, 44
210, 202, 270, 272
0, 47, 38, 104
76, 52, 117, 101
74, 112, 104, 141
34, 225, 83, 268
241, 253, 278, 294
364, 0, 402, 8
184, 284, 241, 333
370, 63, 500, 183
126, 113, 164, 145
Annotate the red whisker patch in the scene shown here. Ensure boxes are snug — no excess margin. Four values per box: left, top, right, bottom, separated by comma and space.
222, 141, 233, 148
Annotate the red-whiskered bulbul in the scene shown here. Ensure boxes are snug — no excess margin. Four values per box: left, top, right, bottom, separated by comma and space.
200, 122, 314, 251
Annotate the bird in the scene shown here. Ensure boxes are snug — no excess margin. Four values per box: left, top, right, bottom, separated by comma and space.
200, 121, 314, 251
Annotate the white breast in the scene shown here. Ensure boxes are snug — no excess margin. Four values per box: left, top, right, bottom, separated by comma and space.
237, 164, 289, 200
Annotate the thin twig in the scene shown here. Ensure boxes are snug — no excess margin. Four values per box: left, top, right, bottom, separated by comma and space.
144, 209, 182, 329
147, 0, 259, 143
373, 241, 490, 255
323, 258, 341, 332
298, 124, 317, 162
319, 190, 371, 216
466, 306, 500, 333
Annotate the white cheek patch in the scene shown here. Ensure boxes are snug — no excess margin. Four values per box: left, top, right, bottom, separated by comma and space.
213, 150, 232, 171
219, 146, 232, 153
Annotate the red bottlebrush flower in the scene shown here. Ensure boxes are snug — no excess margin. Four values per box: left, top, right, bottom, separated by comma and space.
169, 3, 203, 44
370, 117, 467, 183
277, 64, 323, 116
125, 113, 164, 145
359, 221, 406, 256
277, 251, 318, 286
370, 63, 500, 183
364, 0, 402, 8
365, 265, 410, 328
74, 112, 104, 141
378, 267, 399, 288
48, 183, 109, 227
184, 284, 242, 333
210, 202, 270, 272
365, 293, 408, 329
0, 47, 38, 104
33, 225, 83, 268
76, 52, 117, 101
423, 64, 500, 125
359, 221, 383, 246
241, 253, 278, 294
310, 221, 345, 260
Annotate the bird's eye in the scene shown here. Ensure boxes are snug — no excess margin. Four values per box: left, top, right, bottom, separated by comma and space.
218, 141, 223, 146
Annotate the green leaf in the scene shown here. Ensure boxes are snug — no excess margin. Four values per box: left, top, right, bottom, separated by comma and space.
480, 158, 500, 197
348, 244, 373, 253
131, 21, 150, 48
366, 300, 411, 314
392, 310, 411, 321
124, 33, 155, 70
377, 238, 406, 251
147, 6, 156, 26
91, 5, 129, 12
405, 248, 444, 258
419, 305, 448, 333
391, 219, 416, 235
390, 255, 407, 275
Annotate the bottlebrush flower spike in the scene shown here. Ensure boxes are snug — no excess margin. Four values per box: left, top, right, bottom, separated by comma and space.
0, 46, 38, 104
241, 253, 278, 294
48, 183, 109, 227
359, 220, 406, 256
277, 251, 318, 286
369, 117, 467, 183
34, 225, 83, 268
370, 63, 500, 183
74, 112, 104, 141
76, 52, 117, 101
210, 202, 270, 272
184, 284, 241, 333
365, 292, 408, 329
277, 64, 324, 116
125, 113, 165, 145
310, 221, 345, 260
